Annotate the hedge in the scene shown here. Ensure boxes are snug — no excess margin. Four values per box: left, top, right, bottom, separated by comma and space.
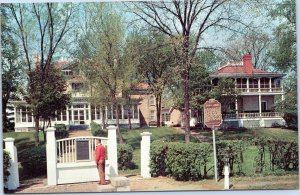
150, 140, 212, 181
254, 138, 298, 173
19, 146, 47, 178
216, 140, 246, 176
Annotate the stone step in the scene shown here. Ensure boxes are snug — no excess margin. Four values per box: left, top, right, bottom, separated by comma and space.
110, 176, 130, 187
96, 184, 116, 192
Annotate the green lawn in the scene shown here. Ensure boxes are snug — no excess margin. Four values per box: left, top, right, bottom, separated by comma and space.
2, 127, 298, 178
3, 131, 45, 154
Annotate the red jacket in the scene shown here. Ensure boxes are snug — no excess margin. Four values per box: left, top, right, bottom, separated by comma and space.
95, 144, 106, 162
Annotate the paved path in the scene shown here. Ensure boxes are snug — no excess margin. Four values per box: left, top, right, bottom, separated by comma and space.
12, 175, 299, 193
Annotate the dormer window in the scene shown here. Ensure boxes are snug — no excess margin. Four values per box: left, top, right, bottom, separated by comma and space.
72, 83, 83, 92
63, 70, 73, 76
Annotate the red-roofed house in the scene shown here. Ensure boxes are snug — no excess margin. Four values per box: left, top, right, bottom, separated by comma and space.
210, 54, 285, 128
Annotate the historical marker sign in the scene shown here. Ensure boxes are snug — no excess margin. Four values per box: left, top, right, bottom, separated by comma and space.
204, 99, 222, 128
76, 139, 90, 161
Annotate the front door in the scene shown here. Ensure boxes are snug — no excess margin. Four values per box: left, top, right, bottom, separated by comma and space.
261, 101, 267, 112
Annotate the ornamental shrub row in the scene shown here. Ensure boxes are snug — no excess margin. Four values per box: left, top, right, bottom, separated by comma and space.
150, 140, 213, 181
254, 138, 298, 173
216, 140, 246, 176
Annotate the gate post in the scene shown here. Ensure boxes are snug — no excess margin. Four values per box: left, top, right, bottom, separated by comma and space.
46, 127, 57, 185
140, 132, 152, 178
107, 125, 118, 177
4, 138, 20, 190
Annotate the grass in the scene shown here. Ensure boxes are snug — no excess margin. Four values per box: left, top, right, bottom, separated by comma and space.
3, 131, 45, 154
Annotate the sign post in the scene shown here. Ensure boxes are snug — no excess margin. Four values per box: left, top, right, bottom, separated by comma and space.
203, 99, 222, 183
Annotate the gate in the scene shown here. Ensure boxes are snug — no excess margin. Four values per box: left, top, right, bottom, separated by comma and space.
46, 125, 118, 185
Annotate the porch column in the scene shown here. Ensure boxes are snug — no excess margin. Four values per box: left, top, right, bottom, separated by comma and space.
269, 78, 272, 92
88, 103, 92, 124
235, 98, 238, 115
258, 78, 261, 92
4, 138, 20, 190
259, 95, 262, 117
46, 127, 57, 185
246, 78, 249, 92
13, 106, 17, 124
121, 105, 124, 120
66, 106, 69, 122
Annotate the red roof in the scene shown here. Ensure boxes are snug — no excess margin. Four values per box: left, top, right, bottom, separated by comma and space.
214, 65, 269, 75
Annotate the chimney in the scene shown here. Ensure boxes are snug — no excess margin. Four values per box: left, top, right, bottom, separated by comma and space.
34, 53, 39, 68
243, 54, 253, 75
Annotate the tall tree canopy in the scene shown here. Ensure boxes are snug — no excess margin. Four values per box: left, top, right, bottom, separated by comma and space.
130, 0, 247, 142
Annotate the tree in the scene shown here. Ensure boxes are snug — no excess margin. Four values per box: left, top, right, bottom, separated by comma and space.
75, 3, 129, 143
223, 30, 272, 70
269, 0, 296, 73
128, 31, 177, 127
26, 64, 71, 146
130, 0, 245, 142
8, 3, 74, 145
8, 3, 74, 71
1, 5, 23, 131
269, 0, 296, 128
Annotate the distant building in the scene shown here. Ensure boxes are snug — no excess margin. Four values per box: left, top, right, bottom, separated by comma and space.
209, 54, 285, 128
9, 59, 181, 132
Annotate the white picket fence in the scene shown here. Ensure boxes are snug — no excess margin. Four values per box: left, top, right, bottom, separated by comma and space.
46, 125, 118, 185
56, 136, 108, 163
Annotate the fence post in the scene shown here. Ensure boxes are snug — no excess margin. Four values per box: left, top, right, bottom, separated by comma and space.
4, 137, 20, 190
46, 127, 57, 185
140, 132, 152, 178
107, 125, 118, 178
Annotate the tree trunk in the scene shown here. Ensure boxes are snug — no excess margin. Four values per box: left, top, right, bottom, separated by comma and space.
113, 98, 124, 144
101, 106, 106, 130
34, 116, 40, 146
128, 107, 132, 130
182, 35, 191, 143
42, 119, 46, 144
155, 94, 162, 127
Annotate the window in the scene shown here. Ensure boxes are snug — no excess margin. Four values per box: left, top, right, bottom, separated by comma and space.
150, 110, 155, 121
133, 104, 138, 119
149, 96, 155, 106
162, 113, 170, 122
260, 78, 270, 89
107, 106, 112, 119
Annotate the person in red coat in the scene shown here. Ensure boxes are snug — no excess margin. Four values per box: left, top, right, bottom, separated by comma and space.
95, 139, 106, 185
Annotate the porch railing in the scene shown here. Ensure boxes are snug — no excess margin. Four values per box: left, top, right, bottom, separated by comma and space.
56, 136, 108, 163
235, 88, 283, 93
223, 112, 282, 119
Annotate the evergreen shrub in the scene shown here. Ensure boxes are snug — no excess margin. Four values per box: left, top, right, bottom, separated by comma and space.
55, 124, 69, 139
90, 121, 107, 137
117, 143, 134, 170
19, 146, 46, 178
